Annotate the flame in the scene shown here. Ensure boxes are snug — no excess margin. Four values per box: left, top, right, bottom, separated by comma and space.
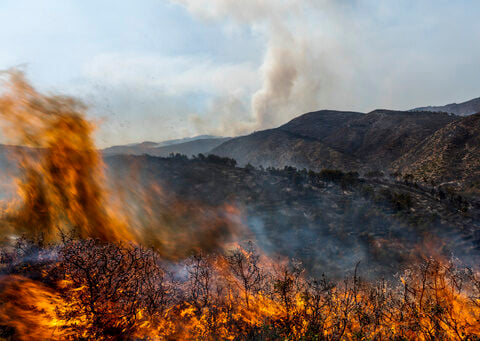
0, 70, 132, 242
0, 71, 240, 251
0, 275, 68, 340
1, 242, 480, 339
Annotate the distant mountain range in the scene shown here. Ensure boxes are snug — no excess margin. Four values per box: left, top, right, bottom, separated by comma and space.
212, 109, 456, 171
411, 96, 480, 116
214, 110, 480, 192
103, 135, 231, 157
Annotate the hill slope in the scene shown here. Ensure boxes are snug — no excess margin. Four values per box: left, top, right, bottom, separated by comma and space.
278, 110, 362, 139
321, 110, 457, 168
211, 128, 361, 171
212, 109, 457, 171
105, 154, 480, 278
393, 113, 480, 192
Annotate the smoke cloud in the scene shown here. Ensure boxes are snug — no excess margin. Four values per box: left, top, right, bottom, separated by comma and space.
173, 0, 353, 134
173, 0, 480, 138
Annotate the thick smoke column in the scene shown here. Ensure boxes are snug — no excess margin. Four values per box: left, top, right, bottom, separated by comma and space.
174, 0, 325, 131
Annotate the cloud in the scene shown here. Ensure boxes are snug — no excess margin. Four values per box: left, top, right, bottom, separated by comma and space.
171, 0, 295, 24
84, 53, 258, 97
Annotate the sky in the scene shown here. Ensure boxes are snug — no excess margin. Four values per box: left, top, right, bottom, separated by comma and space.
1, 0, 480, 147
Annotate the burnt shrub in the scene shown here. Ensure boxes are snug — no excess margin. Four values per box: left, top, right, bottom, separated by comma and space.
56, 239, 174, 339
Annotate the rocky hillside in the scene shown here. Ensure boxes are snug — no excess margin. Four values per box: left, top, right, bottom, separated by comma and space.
212, 109, 457, 171
393, 113, 480, 193
208, 128, 361, 171
320, 110, 457, 168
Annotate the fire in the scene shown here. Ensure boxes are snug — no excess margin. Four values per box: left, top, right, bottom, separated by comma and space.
0, 71, 479, 339
0, 69, 132, 243
0, 275, 68, 340
2, 240, 480, 339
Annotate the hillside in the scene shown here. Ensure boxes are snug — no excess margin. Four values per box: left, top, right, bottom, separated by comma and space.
278, 110, 362, 139
210, 128, 361, 171
105, 154, 480, 278
412, 97, 480, 116
212, 109, 457, 171
393, 113, 480, 192
320, 110, 457, 168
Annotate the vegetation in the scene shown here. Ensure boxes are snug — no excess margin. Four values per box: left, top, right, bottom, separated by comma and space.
1, 238, 480, 340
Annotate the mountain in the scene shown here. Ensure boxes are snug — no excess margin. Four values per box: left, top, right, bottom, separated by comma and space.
211, 110, 362, 170
212, 109, 457, 171
145, 137, 231, 157
393, 113, 480, 192
155, 135, 220, 147
103, 135, 230, 157
319, 110, 457, 168
210, 128, 362, 171
278, 110, 363, 139
412, 97, 480, 116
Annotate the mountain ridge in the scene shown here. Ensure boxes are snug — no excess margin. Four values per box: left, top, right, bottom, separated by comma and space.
392, 112, 480, 192
212, 109, 458, 173
103, 135, 230, 157
411, 96, 480, 116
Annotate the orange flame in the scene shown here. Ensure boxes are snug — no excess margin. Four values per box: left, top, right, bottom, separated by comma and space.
0, 70, 132, 242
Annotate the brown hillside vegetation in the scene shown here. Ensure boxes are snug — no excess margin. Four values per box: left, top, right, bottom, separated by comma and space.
393, 113, 480, 193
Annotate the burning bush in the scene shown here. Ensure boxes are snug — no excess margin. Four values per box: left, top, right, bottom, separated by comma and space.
4, 206, 480, 338
1, 240, 480, 340
56, 239, 175, 339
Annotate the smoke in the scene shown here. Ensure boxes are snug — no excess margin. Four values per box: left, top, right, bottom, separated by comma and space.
174, 0, 330, 133
172, 0, 480, 137
81, 52, 259, 144
67, 1, 480, 141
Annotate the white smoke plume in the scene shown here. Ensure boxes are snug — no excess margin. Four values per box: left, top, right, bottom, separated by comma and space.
174, 0, 333, 133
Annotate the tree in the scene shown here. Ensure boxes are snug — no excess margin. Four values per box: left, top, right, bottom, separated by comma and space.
226, 242, 264, 308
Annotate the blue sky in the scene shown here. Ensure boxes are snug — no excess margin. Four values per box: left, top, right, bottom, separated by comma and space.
1, 0, 480, 147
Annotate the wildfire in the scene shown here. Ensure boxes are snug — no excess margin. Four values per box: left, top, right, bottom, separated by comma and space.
0, 275, 66, 340
0, 71, 479, 340
0, 69, 132, 243
2, 240, 480, 340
